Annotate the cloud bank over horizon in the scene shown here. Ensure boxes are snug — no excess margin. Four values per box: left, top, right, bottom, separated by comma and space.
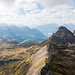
0, 0, 75, 27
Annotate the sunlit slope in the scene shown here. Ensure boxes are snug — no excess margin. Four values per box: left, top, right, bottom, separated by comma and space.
26, 46, 48, 75
0, 45, 41, 75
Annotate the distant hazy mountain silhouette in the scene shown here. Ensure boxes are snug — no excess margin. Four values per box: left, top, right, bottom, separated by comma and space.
0, 24, 47, 43
35, 24, 75, 37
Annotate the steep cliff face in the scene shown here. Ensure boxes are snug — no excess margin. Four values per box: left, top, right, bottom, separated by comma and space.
50, 26, 75, 46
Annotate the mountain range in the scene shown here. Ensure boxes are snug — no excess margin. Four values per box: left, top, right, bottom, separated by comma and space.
0, 23, 47, 43
41, 26, 75, 75
50, 26, 75, 46
35, 24, 75, 37
0, 26, 75, 75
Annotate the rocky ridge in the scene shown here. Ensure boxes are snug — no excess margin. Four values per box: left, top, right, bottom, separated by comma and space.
50, 26, 75, 46
41, 26, 75, 75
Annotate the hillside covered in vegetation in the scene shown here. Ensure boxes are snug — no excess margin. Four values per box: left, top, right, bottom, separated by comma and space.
0, 26, 75, 75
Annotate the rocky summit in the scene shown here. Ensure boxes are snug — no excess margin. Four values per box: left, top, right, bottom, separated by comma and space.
41, 26, 75, 75
50, 26, 75, 46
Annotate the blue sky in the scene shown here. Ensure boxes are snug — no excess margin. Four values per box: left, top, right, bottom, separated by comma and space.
0, 0, 75, 27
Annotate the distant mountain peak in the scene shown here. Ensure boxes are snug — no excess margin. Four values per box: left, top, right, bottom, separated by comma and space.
55, 26, 74, 37
0, 25, 47, 43
50, 26, 75, 46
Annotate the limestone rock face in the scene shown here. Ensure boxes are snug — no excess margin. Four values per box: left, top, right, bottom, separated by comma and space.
50, 26, 75, 46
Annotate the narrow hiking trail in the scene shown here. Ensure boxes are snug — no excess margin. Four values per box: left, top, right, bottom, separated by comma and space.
26, 45, 48, 75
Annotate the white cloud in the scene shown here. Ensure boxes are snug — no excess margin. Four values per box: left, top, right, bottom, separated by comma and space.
23, 2, 38, 11
0, 0, 75, 27
0, 0, 16, 6
37, 0, 72, 9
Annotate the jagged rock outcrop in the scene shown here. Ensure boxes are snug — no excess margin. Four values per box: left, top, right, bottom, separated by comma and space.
50, 26, 75, 46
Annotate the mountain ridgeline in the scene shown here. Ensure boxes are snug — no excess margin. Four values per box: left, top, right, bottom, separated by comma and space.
0, 24, 47, 43
0, 37, 18, 44
35, 24, 75, 37
0, 26, 75, 75
41, 26, 75, 75
50, 26, 75, 46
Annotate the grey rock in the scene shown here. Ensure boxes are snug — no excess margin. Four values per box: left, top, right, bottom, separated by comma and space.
50, 26, 75, 46
46, 71, 53, 75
